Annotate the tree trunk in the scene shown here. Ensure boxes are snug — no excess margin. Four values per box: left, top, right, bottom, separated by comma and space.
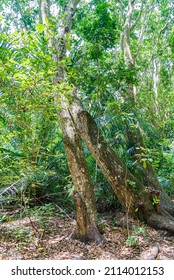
58, 103, 102, 244
76, 110, 155, 220
153, 59, 160, 115
40, 0, 102, 243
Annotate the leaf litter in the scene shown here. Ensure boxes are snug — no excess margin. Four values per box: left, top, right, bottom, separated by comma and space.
0, 213, 174, 260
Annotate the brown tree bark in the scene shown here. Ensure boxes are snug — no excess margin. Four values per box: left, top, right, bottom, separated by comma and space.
58, 102, 102, 243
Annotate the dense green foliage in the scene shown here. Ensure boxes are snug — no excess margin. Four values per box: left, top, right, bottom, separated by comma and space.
0, 0, 173, 213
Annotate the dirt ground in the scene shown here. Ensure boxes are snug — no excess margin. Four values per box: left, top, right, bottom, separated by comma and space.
0, 213, 174, 260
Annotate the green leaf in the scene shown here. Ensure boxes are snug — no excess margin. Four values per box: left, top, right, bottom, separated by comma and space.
35, 23, 45, 33
143, 161, 147, 169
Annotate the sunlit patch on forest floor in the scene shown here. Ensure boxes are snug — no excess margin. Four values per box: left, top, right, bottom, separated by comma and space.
0, 213, 174, 260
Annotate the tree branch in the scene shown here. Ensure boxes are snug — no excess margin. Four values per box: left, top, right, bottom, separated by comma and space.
131, 2, 144, 30
121, 0, 135, 68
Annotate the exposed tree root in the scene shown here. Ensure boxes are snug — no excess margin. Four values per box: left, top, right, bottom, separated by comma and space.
148, 214, 174, 234
161, 209, 174, 222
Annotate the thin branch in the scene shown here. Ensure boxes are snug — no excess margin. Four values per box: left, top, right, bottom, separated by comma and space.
55, 204, 73, 220
131, 2, 144, 30
124, 0, 135, 30
134, 5, 152, 61
121, 0, 136, 68
118, 0, 124, 26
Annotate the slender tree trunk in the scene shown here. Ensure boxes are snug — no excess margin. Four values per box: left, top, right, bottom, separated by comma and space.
153, 59, 160, 115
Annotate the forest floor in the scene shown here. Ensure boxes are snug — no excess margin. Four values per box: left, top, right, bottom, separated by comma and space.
0, 211, 174, 260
